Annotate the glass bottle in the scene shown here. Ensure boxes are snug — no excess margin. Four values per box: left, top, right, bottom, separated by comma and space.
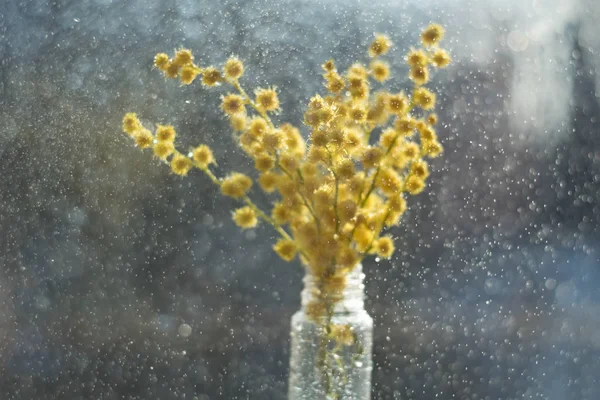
288, 264, 373, 400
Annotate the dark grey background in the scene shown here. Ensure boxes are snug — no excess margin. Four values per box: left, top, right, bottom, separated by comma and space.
1, 0, 600, 399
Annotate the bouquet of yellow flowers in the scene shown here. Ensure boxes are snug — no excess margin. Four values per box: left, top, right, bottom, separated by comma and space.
121, 23, 450, 398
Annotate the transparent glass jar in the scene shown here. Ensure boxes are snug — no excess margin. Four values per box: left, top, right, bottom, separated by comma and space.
288, 264, 373, 400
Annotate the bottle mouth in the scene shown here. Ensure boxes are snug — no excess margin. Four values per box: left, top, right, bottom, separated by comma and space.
301, 264, 365, 312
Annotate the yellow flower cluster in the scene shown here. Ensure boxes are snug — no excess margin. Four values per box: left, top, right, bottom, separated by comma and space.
121, 24, 450, 314
122, 113, 215, 177
330, 324, 355, 346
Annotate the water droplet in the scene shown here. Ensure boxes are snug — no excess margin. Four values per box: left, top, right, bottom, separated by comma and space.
178, 323, 192, 337
484, 277, 502, 295
245, 230, 257, 241
507, 30, 528, 52
202, 214, 214, 226
545, 278, 557, 290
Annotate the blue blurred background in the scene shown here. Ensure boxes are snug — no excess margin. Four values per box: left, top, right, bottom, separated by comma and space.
1, 0, 600, 398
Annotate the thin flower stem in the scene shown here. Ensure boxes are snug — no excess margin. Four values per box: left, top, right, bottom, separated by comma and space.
363, 123, 374, 143
242, 195, 293, 242
195, 162, 221, 185
359, 168, 380, 209
231, 80, 276, 129
294, 167, 321, 230
230, 78, 321, 234
350, 102, 418, 248
357, 149, 425, 259
275, 156, 322, 233
359, 102, 415, 209
191, 160, 309, 260
350, 129, 403, 244
327, 147, 341, 233
358, 206, 391, 261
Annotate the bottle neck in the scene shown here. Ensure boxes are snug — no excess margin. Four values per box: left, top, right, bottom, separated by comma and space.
301, 264, 365, 314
